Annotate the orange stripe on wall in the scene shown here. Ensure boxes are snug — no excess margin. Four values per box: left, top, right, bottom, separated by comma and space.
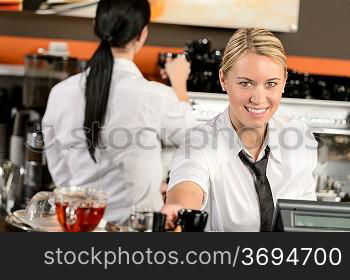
0, 36, 182, 76
1, 36, 349, 77
288, 56, 350, 77
0, 36, 97, 63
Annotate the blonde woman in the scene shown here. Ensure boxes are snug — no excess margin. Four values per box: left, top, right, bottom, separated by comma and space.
161, 28, 318, 232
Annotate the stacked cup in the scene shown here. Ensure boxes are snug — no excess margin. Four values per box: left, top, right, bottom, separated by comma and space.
10, 111, 29, 167
0, 123, 6, 162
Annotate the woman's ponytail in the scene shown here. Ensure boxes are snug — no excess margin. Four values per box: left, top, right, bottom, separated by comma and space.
84, 41, 113, 162
83, 0, 150, 162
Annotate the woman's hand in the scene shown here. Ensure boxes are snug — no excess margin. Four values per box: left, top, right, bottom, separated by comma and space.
160, 203, 183, 230
162, 55, 191, 102
161, 182, 204, 230
164, 55, 191, 83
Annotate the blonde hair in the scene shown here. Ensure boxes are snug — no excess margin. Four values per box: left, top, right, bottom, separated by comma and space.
221, 28, 287, 75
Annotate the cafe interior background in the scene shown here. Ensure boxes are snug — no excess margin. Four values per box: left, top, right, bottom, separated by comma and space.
0, 0, 349, 231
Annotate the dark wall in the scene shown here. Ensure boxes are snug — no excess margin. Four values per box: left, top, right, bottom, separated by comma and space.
279, 0, 350, 59
1, 0, 350, 59
148, 0, 350, 59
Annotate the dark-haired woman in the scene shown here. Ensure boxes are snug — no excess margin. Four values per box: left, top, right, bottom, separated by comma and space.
42, 0, 195, 224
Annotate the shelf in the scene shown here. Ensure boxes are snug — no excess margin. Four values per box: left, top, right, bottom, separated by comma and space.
0, 64, 24, 76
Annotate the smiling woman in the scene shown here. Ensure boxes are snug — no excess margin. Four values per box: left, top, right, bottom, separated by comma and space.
162, 28, 319, 232
221, 53, 285, 152
219, 28, 287, 159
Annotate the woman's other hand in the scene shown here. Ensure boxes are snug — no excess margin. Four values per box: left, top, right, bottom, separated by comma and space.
160, 203, 183, 230
164, 55, 191, 102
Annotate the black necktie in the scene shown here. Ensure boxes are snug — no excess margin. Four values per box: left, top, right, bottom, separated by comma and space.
238, 146, 274, 232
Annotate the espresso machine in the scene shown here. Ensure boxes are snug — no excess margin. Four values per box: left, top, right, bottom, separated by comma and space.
0, 46, 84, 213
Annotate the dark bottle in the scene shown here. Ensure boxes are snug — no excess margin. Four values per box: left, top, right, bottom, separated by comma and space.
0, 89, 10, 162
20, 121, 52, 208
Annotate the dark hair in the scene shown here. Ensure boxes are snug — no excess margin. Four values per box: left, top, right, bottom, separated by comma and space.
84, 0, 150, 162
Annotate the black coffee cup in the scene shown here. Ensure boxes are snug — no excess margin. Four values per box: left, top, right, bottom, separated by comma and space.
177, 209, 208, 232
152, 212, 167, 232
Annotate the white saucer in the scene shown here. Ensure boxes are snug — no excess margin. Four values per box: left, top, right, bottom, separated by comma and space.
8, 210, 108, 232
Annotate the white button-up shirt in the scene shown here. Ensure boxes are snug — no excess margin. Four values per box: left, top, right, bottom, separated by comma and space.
168, 107, 318, 232
42, 58, 196, 224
